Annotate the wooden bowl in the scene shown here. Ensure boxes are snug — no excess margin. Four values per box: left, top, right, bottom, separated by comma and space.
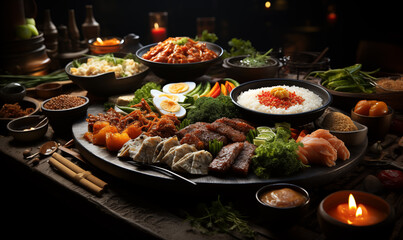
351, 107, 394, 141
35, 82, 63, 99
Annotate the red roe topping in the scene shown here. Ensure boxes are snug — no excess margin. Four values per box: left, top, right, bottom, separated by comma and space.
257, 88, 305, 109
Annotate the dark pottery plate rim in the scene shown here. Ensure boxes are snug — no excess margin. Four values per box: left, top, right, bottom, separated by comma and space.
7, 114, 48, 133
65, 53, 149, 80
223, 54, 280, 69
0, 96, 40, 121
135, 41, 224, 66
41, 96, 89, 112
255, 183, 310, 209
230, 78, 332, 117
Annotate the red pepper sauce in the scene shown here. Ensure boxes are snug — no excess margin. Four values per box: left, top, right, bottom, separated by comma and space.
257, 89, 305, 109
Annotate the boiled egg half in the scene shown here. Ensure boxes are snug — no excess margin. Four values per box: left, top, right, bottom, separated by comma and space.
162, 82, 196, 95
150, 89, 186, 102
153, 96, 186, 119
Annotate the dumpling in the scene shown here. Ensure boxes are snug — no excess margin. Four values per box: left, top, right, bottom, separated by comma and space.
161, 144, 197, 167
172, 150, 212, 175
117, 133, 148, 158
152, 136, 180, 164
132, 136, 162, 163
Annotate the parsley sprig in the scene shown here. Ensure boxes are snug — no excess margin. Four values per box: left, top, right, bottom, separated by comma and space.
186, 196, 255, 238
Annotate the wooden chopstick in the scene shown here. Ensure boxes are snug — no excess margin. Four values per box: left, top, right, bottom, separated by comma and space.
49, 152, 108, 196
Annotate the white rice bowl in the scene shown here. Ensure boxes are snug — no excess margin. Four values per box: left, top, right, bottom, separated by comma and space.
237, 85, 323, 114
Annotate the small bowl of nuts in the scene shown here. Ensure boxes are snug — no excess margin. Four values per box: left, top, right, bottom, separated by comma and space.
41, 94, 89, 135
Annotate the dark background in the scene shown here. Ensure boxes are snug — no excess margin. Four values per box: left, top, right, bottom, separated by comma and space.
29, 0, 403, 72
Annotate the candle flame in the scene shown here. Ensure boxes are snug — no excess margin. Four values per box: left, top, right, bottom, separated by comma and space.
154, 23, 159, 29
96, 37, 103, 44
356, 206, 363, 217
348, 194, 357, 211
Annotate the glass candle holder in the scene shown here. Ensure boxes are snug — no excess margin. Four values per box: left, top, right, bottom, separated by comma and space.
196, 17, 215, 36
149, 12, 168, 43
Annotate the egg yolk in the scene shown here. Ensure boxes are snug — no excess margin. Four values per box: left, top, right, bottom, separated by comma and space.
158, 94, 179, 102
270, 87, 290, 99
168, 83, 189, 94
160, 99, 180, 112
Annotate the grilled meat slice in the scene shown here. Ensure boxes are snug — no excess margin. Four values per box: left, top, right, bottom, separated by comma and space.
209, 142, 244, 173
231, 141, 256, 176
176, 122, 209, 138
180, 133, 205, 150
207, 121, 246, 142
215, 117, 255, 133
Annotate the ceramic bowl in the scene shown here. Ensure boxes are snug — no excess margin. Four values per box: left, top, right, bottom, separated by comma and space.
88, 36, 124, 55
256, 183, 310, 225
230, 79, 332, 126
315, 109, 368, 146
41, 96, 89, 135
65, 53, 149, 97
350, 106, 394, 140
0, 82, 26, 103
0, 96, 41, 131
318, 190, 394, 240
7, 115, 48, 142
35, 82, 63, 99
222, 55, 282, 83
136, 42, 223, 81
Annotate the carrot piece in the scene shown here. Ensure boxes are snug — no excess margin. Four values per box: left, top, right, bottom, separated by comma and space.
210, 85, 221, 98
206, 82, 219, 97
221, 84, 228, 96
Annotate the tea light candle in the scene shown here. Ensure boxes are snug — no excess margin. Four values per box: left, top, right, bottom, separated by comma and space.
318, 190, 394, 240
327, 193, 387, 226
151, 23, 167, 43
149, 12, 168, 43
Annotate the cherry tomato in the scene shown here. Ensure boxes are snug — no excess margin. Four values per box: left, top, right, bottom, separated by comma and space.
369, 101, 388, 116
354, 100, 371, 115
377, 169, 403, 190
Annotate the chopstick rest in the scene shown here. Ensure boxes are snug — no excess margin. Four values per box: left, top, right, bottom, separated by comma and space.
49, 152, 108, 196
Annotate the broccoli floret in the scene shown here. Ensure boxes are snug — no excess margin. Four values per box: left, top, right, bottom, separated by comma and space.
185, 95, 239, 123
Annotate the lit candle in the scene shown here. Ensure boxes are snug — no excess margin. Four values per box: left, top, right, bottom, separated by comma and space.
151, 23, 167, 43
327, 193, 388, 226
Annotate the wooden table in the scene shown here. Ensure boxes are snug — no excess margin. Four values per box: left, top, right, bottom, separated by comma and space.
1, 72, 402, 240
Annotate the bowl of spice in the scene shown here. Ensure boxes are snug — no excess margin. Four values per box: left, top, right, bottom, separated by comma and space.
256, 183, 310, 225
41, 95, 89, 135
222, 49, 283, 83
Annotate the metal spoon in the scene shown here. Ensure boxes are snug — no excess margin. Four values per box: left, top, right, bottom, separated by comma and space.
26, 141, 58, 160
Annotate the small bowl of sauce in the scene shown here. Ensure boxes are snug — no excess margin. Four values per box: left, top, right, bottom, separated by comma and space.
88, 37, 123, 55
256, 183, 310, 226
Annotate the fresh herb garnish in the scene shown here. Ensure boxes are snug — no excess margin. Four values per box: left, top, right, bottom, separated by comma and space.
194, 30, 218, 43
240, 49, 273, 67
208, 139, 224, 157
174, 37, 189, 45
252, 124, 308, 179
186, 196, 255, 238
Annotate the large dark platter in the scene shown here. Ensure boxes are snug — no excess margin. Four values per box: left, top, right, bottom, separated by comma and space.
135, 42, 223, 81
72, 105, 367, 192
230, 79, 332, 126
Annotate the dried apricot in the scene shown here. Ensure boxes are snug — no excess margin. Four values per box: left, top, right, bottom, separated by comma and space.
106, 132, 131, 152
122, 124, 142, 139
92, 125, 118, 146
